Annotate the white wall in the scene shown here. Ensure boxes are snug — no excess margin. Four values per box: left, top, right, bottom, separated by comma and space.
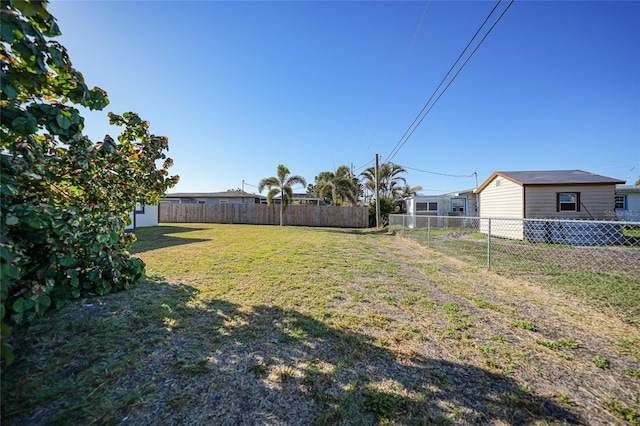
135, 205, 159, 227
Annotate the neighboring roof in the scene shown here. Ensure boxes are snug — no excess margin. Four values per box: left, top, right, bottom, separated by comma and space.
274, 193, 321, 199
476, 170, 625, 193
616, 185, 640, 193
273, 193, 327, 205
163, 191, 265, 199
402, 189, 476, 201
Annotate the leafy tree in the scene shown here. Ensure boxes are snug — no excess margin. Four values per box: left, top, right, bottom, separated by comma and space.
1, 0, 178, 364
258, 164, 306, 226
368, 197, 393, 227
311, 165, 360, 206
635, 176, 639, 186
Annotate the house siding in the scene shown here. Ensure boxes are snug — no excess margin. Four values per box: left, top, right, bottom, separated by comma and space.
478, 176, 524, 239
479, 176, 523, 218
525, 184, 616, 219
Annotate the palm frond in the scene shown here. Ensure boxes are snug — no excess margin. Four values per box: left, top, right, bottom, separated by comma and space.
282, 185, 293, 208
258, 177, 279, 193
266, 188, 280, 205
286, 174, 307, 189
276, 164, 291, 183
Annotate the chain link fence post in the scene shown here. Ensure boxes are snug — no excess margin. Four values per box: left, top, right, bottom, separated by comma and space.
487, 218, 492, 270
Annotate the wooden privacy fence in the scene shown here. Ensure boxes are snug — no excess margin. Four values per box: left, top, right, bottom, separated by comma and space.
159, 203, 369, 228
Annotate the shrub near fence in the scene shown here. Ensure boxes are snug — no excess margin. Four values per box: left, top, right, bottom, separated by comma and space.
160, 203, 369, 228
389, 214, 640, 325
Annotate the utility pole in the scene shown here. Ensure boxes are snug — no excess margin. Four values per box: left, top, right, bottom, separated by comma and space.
242, 179, 245, 193
375, 153, 380, 228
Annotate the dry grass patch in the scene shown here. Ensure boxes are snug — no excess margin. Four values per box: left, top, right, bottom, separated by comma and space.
2, 224, 639, 425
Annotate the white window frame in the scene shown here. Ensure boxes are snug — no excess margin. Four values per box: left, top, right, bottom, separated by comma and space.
557, 192, 580, 212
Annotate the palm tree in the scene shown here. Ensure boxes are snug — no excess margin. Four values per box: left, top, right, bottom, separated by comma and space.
360, 162, 407, 199
258, 164, 307, 226
399, 184, 423, 198
313, 165, 359, 206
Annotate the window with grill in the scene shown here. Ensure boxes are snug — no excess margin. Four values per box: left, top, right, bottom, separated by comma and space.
615, 195, 627, 210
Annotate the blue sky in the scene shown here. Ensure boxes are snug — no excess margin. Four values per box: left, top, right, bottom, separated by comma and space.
49, 0, 639, 195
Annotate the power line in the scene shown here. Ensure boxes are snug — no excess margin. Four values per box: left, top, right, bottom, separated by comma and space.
385, 0, 515, 163
402, 165, 475, 178
353, 158, 374, 174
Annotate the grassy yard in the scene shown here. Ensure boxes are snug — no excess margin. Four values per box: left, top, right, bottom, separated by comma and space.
2, 224, 639, 425
399, 227, 640, 325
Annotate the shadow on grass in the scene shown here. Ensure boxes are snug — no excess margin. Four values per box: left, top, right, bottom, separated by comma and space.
2, 276, 579, 425
130, 225, 211, 254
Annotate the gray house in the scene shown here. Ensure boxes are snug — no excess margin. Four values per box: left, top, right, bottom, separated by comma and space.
273, 193, 326, 206
161, 190, 266, 205
404, 189, 477, 216
402, 189, 477, 228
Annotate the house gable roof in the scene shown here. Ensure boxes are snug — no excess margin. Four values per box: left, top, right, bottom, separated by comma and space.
476, 170, 625, 193
402, 189, 476, 202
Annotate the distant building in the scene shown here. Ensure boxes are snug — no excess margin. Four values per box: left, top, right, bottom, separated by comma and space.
161, 190, 266, 205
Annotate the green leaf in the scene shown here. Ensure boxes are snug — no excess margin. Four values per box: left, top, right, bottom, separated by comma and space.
12, 298, 34, 313
1, 81, 19, 100
58, 256, 75, 267
109, 232, 119, 244
5, 215, 19, 226
0, 263, 21, 281
88, 268, 101, 283
0, 21, 16, 42
26, 115, 38, 133
1, 321, 11, 339
11, 117, 27, 134
1, 340, 15, 365
56, 113, 72, 130
26, 216, 43, 229
1, 184, 19, 196
14, 1, 40, 17
37, 294, 51, 308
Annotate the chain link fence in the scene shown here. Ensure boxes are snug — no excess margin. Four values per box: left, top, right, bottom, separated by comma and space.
389, 214, 640, 325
